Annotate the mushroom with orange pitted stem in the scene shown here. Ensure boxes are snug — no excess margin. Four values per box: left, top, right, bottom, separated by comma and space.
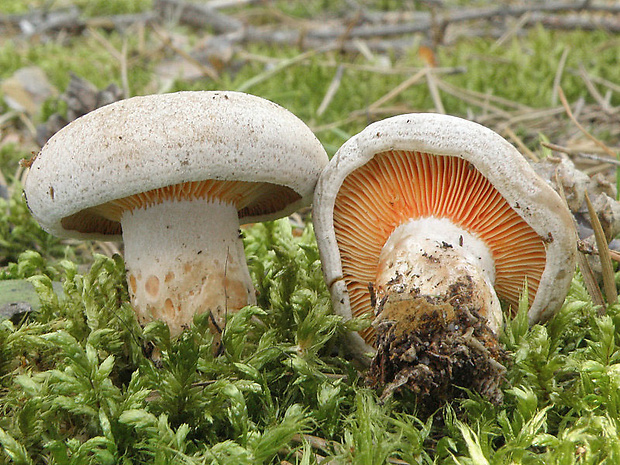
24, 91, 328, 352
313, 113, 576, 405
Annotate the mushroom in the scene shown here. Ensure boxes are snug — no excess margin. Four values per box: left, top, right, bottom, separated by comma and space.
24, 91, 328, 344
313, 113, 576, 404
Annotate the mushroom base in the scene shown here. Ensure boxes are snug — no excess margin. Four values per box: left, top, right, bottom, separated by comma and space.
121, 199, 256, 346
367, 291, 506, 409
367, 218, 506, 406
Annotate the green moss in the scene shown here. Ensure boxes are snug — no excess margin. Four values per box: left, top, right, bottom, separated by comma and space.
0, 0, 152, 15
1, 2, 619, 461
4, 222, 620, 463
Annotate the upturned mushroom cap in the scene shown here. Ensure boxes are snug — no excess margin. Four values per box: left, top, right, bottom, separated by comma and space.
25, 91, 328, 240
313, 113, 576, 350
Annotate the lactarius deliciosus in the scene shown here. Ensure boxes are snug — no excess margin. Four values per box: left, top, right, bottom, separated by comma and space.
313, 113, 576, 404
24, 91, 328, 348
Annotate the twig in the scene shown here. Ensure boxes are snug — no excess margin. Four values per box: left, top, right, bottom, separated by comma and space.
526, 11, 620, 33
575, 72, 620, 94
83, 13, 157, 31
1, 6, 156, 36
542, 142, 620, 166
205, 0, 261, 8
155, 0, 243, 33
152, 1, 619, 49
575, 152, 620, 167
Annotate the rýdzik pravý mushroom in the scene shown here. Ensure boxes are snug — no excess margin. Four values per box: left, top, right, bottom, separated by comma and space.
24, 91, 328, 349
313, 113, 576, 405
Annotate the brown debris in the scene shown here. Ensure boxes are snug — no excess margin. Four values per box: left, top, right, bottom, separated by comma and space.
367, 276, 506, 412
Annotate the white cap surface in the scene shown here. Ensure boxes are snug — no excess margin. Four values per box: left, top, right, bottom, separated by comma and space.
25, 91, 328, 240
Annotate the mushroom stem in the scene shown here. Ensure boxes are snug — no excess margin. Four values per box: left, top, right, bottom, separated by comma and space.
121, 198, 256, 339
373, 217, 502, 334
368, 217, 506, 404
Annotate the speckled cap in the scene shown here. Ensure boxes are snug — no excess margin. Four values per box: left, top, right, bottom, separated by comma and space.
313, 113, 577, 336
25, 91, 328, 240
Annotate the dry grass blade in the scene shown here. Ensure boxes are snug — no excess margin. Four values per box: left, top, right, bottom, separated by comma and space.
585, 190, 617, 306
578, 64, 613, 114
581, 73, 620, 94
610, 249, 620, 262
150, 22, 220, 82
368, 68, 427, 111
551, 47, 570, 106
317, 65, 345, 116
557, 86, 618, 159
491, 11, 531, 50
236, 46, 334, 93
120, 37, 130, 98
425, 67, 445, 114
434, 79, 514, 119
555, 173, 605, 309
503, 126, 538, 162
498, 106, 565, 130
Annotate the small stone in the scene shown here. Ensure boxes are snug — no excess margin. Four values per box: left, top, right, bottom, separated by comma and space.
1, 66, 57, 115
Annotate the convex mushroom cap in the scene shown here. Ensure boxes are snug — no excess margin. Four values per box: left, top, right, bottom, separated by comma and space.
313, 113, 576, 355
25, 90, 328, 339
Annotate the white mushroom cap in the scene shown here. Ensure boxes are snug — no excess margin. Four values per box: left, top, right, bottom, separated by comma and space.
313, 113, 576, 350
25, 91, 328, 241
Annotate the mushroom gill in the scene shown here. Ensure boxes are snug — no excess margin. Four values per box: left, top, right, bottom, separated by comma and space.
333, 149, 547, 345
61, 179, 301, 235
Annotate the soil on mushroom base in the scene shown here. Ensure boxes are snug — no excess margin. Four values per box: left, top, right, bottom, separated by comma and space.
367, 275, 507, 414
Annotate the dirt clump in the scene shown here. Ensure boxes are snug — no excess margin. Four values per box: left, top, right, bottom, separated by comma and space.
367, 276, 507, 411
